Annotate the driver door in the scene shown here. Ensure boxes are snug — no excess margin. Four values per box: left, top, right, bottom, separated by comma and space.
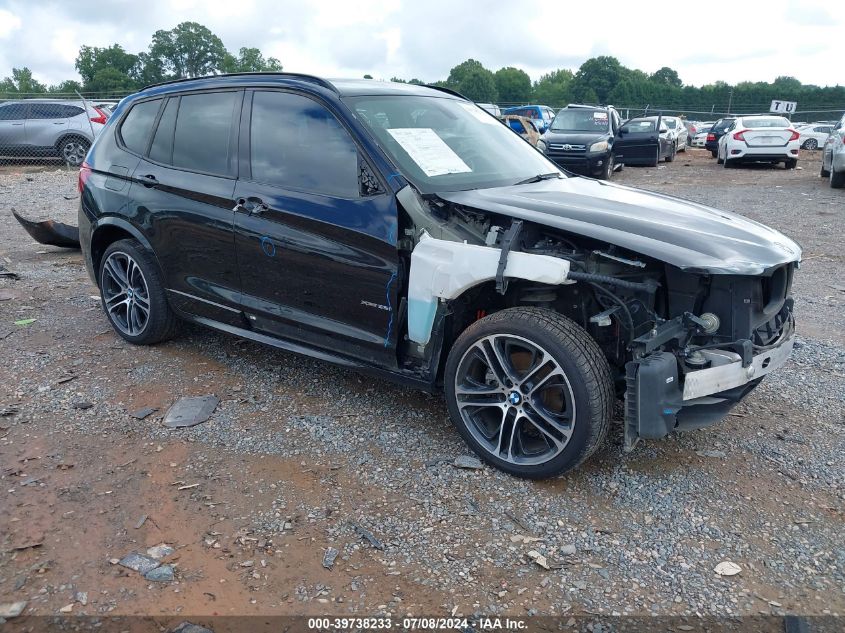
233, 89, 401, 366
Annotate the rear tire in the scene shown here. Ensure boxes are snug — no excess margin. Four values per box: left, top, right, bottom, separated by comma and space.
710, 150, 718, 158
59, 137, 90, 167
832, 165, 845, 189
444, 307, 614, 479
820, 157, 830, 177
99, 239, 179, 345
785, 159, 797, 170
802, 138, 817, 150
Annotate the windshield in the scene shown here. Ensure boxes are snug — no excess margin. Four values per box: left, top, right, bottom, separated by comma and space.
344, 95, 561, 193
743, 117, 791, 128
550, 109, 610, 133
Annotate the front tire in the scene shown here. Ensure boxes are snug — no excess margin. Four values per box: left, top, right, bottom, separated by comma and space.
444, 308, 614, 479
99, 239, 179, 345
665, 144, 675, 163
598, 153, 614, 180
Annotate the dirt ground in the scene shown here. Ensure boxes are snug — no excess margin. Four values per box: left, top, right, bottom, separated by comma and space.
0, 149, 843, 629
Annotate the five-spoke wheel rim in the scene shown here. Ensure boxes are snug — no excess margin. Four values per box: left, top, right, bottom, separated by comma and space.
101, 252, 150, 336
62, 141, 88, 166
454, 334, 576, 466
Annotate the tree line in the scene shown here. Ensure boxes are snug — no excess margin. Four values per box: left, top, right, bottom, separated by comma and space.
2, 21, 842, 117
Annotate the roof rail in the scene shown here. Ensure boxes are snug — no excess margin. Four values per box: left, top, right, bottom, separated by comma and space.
142, 72, 338, 93
424, 84, 468, 100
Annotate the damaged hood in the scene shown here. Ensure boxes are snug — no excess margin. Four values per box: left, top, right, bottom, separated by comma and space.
436, 177, 801, 275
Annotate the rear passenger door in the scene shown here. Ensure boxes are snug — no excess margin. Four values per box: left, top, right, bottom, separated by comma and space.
26, 103, 69, 148
232, 89, 399, 366
125, 91, 244, 326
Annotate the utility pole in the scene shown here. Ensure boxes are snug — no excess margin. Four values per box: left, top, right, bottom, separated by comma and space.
726, 87, 734, 115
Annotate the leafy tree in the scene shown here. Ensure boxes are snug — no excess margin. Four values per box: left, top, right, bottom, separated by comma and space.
88, 67, 137, 94
0, 67, 46, 94
494, 67, 532, 103
446, 59, 497, 102
571, 56, 624, 104
221, 47, 282, 73
650, 66, 682, 88
132, 52, 166, 86
76, 44, 138, 89
48, 79, 83, 94
147, 21, 227, 79
533, 69, 573, 107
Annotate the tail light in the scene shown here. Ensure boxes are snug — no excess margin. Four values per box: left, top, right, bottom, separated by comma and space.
706, 133, 715, 142
733, 130, 748, 141
787, 129, 800, 142
89, 106, 108, 125
78, 161, 92, 193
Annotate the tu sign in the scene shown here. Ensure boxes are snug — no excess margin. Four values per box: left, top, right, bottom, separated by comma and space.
770, 100, 797, 114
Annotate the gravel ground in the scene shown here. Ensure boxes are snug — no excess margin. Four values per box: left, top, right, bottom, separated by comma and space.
0, 152, 843, 624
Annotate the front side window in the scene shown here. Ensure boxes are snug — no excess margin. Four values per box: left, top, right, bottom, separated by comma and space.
172, 92, 237, 175
0, 103, 27, 120
120, 99, 162, 155
345, 95, 561, 193
249, 91, 359, 197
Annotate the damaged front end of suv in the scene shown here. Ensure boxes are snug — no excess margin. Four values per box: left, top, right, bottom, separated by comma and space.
392, 174, 799, 453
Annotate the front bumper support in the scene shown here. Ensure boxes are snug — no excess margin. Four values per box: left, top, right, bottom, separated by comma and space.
624, 322, 795, 451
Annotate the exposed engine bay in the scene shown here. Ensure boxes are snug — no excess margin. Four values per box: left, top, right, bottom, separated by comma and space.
395, 184, 798, 448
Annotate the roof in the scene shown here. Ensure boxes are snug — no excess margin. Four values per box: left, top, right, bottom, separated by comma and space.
139, 73, 459, 99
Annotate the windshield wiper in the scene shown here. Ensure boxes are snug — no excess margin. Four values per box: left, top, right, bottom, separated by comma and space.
513, 172, 561, 186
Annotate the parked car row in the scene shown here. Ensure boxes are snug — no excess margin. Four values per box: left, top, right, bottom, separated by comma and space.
0, 98, 113, 166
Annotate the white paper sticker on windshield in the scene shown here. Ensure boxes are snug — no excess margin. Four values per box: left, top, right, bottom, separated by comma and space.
457, 102, 498, 125
593, 111, 608, 119
387, 128, 472, 177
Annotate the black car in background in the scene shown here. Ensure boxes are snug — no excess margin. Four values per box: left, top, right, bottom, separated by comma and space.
705, 117, 736, 157
539, 104, 621, 179
613, 115, 676, 166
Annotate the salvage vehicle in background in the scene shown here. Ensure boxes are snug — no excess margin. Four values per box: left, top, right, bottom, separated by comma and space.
478, 102, 501, 117
501, 115, 540, 146
79, 73, 801, 478
705, 117, 735, 157
538, 104, 622, 180
502, 105, 556, 133
661, 116, 688, 152
820, 113, 845, 188
798, 123, 832, 150
716, 115, 800, 169
614, 115, 676, 166
0, 98, 108, 166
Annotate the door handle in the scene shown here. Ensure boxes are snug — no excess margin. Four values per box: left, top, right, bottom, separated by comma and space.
139, 174, 159, 188
233, 197, 269, 215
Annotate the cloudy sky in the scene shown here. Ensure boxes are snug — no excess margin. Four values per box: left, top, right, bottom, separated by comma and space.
0, 0, 841, 88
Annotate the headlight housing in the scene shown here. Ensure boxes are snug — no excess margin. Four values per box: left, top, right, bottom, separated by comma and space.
537, 139, 547, 153
589, 140, 608, 153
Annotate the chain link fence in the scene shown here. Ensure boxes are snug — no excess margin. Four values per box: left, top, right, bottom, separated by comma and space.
0, 92, 129, 173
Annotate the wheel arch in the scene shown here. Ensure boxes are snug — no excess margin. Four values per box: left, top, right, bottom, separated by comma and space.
54, 131, 93, 150
90, 218, 162, 287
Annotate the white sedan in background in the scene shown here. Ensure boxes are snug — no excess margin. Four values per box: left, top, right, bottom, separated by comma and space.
798, 124, 832, 150
691, 130, 710, 147
660, 116, 688, 151
717, 115, 800, 169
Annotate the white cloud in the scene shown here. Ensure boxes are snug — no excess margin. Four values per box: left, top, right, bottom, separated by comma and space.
0, 0, 842, 89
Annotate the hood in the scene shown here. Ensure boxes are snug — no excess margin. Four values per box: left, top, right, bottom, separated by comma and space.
542, 131, 610, 145
436, 177, 801, 275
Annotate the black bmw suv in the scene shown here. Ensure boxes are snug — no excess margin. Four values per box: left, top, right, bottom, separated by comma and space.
539, 104, 621, 179
80, 73, 800, 479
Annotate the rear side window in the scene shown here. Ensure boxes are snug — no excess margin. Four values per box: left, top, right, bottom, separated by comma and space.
172, 92, 237, 176
148, 98, 179, 164
120, 99, 162, 155
29, 103, 68, 119
62, 105, 84, 118
249, 91, 359, 197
